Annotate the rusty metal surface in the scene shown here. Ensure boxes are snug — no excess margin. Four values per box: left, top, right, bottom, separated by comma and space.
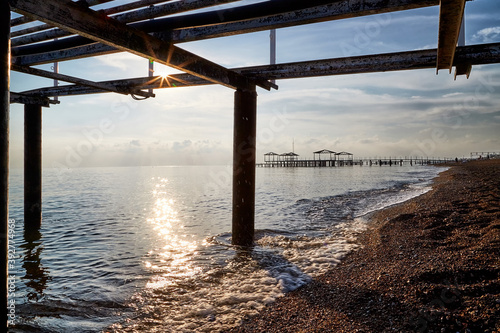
163, 0, 439, 43
9, 0, 272, 91
12, 64, 154, 97
6, 0, 497, 95
437, 0, 466, 72
0, 1, 10, 329
12, 0, 439, 60
18, 43, 500, 97
11, 0, 237, 46
9, 92, 54, 107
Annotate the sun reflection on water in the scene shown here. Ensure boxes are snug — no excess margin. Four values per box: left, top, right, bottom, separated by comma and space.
144, 177, 201, 290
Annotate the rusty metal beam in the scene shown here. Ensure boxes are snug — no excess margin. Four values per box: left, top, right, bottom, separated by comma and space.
239, 42, 500, 79
239, 49, 439, 80
111, 0, 239, 29
1, 1, 10, 329
9, 0, 274, 91
165, 0, 437, 42
11, 64, 155, 98
10, 0, 171, 28
9, 92, 53, 107
12, 35, 96, 57
143, 0, 349, 31
13, 0, 441, 66
437, 0, 466, 73
14, 43, 117, 66
239, 43, 500, 78
97, 0, 175, 16
20, 75, 209, 97
11, 0, 238, 46
157, 0, 439, 43
10, 0, 117, 27
17, 43, 500, 97
10, 0, 169, 41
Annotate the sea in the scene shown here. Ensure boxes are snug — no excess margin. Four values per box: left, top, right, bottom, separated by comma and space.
7, 164, 446, 332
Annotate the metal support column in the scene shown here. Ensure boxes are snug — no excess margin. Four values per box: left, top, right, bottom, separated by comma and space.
270, 28, 276, 85
455, 14, 472, 78
53, 56, 59, 102
1, 1, 11, 328
24, 104, 42, 230
232, 87, 257, 247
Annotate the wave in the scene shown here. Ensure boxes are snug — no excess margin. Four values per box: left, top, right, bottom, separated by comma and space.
10, 166, 444, 333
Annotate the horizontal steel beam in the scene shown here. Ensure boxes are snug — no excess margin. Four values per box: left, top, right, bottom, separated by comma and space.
10, 0, 115, 27
14, 43, 117, 66
243, 43, 500, 78
9, 0, 273, 91
141, 0, 349, 31
10, 92, 59, 107
98, 0, 175, 16
11, 0, 238, 46
19, 43, 500, 97
163, 0, 440, 43
12, 0, 441, 66
20, 74, 209, 97
113, 0, 239, 29
11, 64, 155, 98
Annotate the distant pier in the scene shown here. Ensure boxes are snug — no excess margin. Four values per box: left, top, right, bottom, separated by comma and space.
257, 150, 453, 167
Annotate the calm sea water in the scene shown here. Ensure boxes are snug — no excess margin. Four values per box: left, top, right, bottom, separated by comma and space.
8, 165, 445, 332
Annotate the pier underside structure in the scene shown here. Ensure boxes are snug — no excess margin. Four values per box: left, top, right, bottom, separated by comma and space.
1, 0, 500, 327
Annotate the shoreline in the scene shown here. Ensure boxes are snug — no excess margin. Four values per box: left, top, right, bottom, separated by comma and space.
226, 159, 500, 333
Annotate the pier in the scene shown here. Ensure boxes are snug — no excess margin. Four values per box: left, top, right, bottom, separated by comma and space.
258, 150, 453, 167
2, 0, 500, 328
257, 158, 453, 168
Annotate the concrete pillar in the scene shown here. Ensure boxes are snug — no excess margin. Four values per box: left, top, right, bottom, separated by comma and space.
0, 1, 10, 328
232, 87, 257, 247
24, 104, 42, 229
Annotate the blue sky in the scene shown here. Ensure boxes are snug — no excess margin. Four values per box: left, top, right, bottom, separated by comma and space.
9, 0, 500, 168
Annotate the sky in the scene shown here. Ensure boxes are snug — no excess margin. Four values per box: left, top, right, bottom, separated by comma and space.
8, 0, 500, 168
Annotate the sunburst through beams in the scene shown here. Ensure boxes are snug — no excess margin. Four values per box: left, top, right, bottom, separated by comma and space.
144, 60, 188, 89
144, 72, 173, 89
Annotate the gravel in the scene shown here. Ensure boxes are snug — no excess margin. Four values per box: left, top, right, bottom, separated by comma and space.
224, 159, 500, 333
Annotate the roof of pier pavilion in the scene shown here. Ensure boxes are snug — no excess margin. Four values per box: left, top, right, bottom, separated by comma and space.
7, 0, 500, 106
280, 152, 299, 160
313, 149, 336, 158
336, 151, 353, 158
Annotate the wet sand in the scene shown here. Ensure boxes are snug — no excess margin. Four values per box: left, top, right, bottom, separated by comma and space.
226, 159, 500, 333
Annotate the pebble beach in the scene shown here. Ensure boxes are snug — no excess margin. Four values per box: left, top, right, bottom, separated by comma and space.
226, 159, 500, 333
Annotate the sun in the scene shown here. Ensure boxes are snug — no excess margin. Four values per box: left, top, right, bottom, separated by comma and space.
144, 61, 177, 88
145, 61, 191, 88
158, 72, 171, 87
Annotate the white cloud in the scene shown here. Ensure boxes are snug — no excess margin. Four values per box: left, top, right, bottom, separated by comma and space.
442, 92, 464, 98
472, 26, 500, 43
96, 53, 142, 72
9, 0, 500, 167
